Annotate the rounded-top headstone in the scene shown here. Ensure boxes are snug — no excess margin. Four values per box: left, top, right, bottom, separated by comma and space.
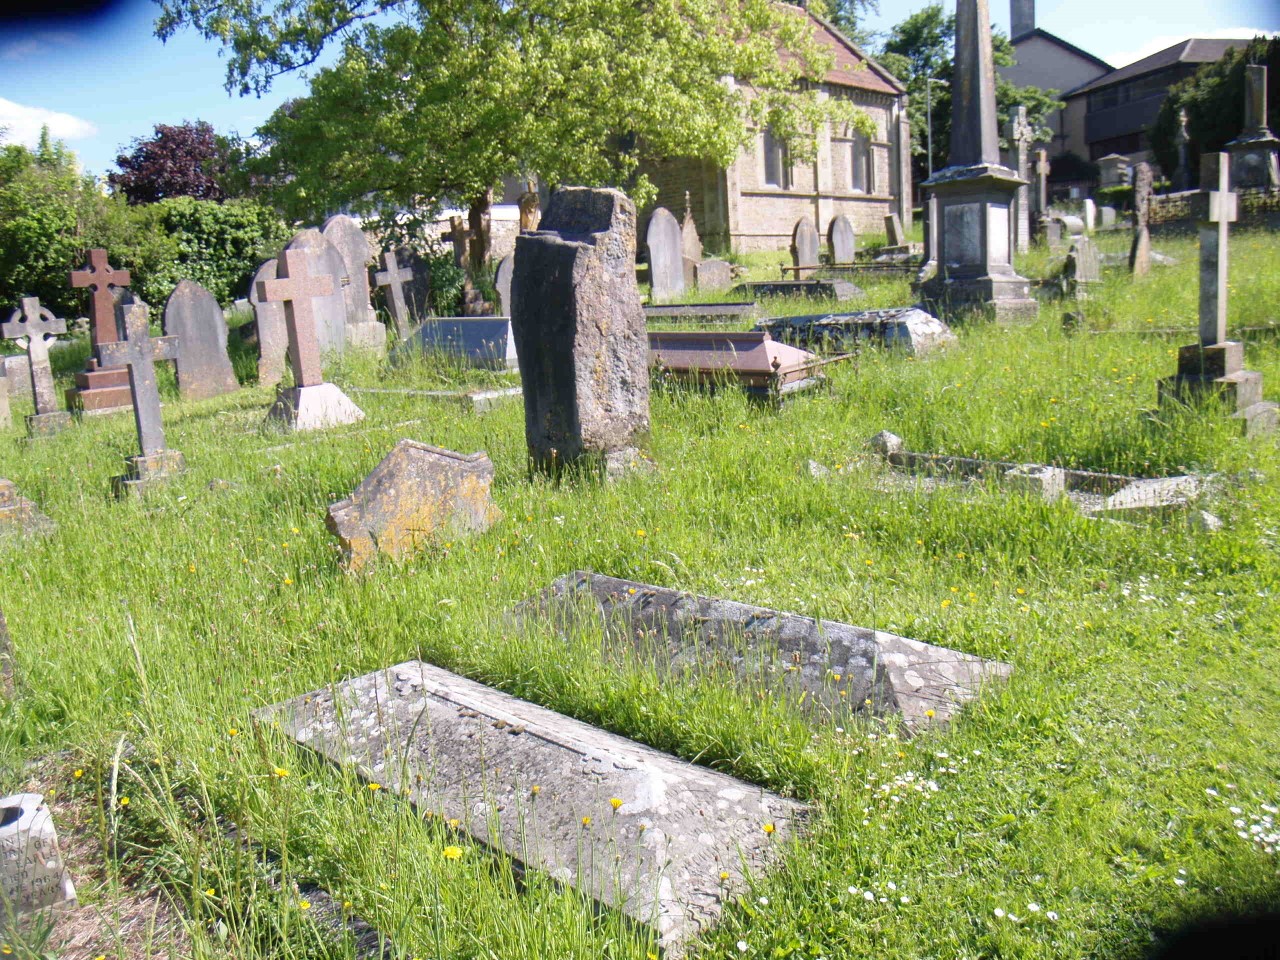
495, 253, 515, 317
791, 218, 820, 268
283, 229, 348, 354
322, 214, 376, 325
645, 207, 685, 304
827, 215, 856, 264
163, 279, 240, 401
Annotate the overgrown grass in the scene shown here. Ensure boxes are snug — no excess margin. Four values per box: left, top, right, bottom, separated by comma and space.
1, 229, 1278, 959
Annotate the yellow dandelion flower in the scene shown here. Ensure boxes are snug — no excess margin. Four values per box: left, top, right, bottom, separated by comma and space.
299, 900, 311, 911
925, 709, 935, 719
228, 728, 238, 737
291, 527, 300, 534
941, 599, 952, 609
610, 797, 623, 811
581, 816, 592, 827
1016, 587, 1026, 595
636, 529, 646, 538
205, 888, 216, 897
443, 845, 463, 860
342, 901, 352, 910
448, 818, 460, 829
119, 796, 130, 806
763, 823, 775, 835
73, 769, 83, 779
188, 563, 196, 573
368, 783, 382, 791
273, 767, 289, 778
531, 785, 541, 796
720, 871, 730, 881
283, 578, 293, 586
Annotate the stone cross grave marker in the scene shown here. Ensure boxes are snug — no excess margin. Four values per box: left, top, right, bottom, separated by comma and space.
282, 229, 347, 354
373, 249, 416, 340
97, 302, 185, 495
0, 793, 76, 919
828, 214, 855, 263
1007, 105, 1033, 253
1033, 148, 1050, 220
645, 206, 685, 303
248, 258, 288, 386
1199, 153, 1236, 347
1129, 161, 1154, 276
68, 249, 133, 413
1, 298, 73, 437
790, 217, 819, 278
163, 279, 240, 401
257, 250, 365, 431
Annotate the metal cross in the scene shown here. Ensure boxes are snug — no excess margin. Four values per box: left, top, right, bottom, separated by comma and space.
97, 303, 179, 459
2, 297, 66, 416
70, 249, 131, 351
257, 249, 332, 388
373, 250, 415, 341
1199, 152, 1237, 347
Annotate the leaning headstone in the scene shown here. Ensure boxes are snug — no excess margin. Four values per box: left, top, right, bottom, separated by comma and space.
282, 229, 348, 355
1130, 161, 1154, 276
827, 215, 856, 263
0, 793, 76, 920
248, 258, 289, 387
327, 441, 500, 571
883, 212, 906, 248
98, 302, 186, 496
645, 206, 685, 303
512, 187, 651, 477
790, 217, 820, 278
163, 280, 239, 401
322, 215, 387, 355
694, 258, 733, 292
1227, 63, 1280, 190
262, 661, 805, 955
372, 249, 416, 341
494, 253, 514, 317
257, 250, 365, 432
1, 298, 73, 437
0, 479, 55, 539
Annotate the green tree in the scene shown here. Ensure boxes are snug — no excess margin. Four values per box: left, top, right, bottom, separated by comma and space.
157, 0, 867, 270
875, 3, 1061, 185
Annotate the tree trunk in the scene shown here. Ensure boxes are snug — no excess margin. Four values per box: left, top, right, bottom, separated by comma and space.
467, 190, 492, 275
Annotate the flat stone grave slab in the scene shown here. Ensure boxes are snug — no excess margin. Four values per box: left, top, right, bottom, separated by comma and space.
260, 661, 805, 955
648, 331, 827, 399
757, 306, 957, 356
0, 479, 55, 540
516, 572, 1010, 729
394, 318, 517, 370
349, 385, 522, 413
732, 279, 861, 301
643, 302, 759, 325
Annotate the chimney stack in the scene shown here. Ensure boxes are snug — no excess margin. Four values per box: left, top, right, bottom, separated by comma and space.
1011, 0, 1034, 39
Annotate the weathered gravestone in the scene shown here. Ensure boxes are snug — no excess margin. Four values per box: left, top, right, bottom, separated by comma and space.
1227, 64, 1280, 190
693, 258, 733, 291
680, 193, 702, 286
257, 250, 365, 432
1005, 105, 1033, 253
494, 253, 514, 318
1130, 161, 1154, 276
827, 215, 856, 264
282, 229, 348, 355
163, 280, 239, 401
372, 249, 416, 341
790, 217, 820, 278
511, 187, 651, 477
1, 298, 73, 437
98, 302, 186, 496
0, 479, 55, 539
326, 440, 500, 572
1099, 206, 1117, 228
1060, 237, 1101, 299
322, 215, 387, 354
261, 661, 805, 955
1032, 149, 1050, 221
757, 305, 957, 356
1157, 153, 1278, 435
248, 259, 289, 387
399, 318, 517, 370
1082, 198, 1096, 232
0, 793, 76, 921
883, 212, 906, 248
519, 572, 1011, 728
645, 206, 685, 303
67, 249, 133, 414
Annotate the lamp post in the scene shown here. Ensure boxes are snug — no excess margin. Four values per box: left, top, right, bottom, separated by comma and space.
925, 77, 949, 178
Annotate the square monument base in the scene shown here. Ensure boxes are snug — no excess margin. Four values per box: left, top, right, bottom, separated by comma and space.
921, 275, 1038, 324
112, 450, 186, 498
266, 383, 365, 432
68, 362, 133, 415
26, 411, 73, 439
1157, 341, 1278, 436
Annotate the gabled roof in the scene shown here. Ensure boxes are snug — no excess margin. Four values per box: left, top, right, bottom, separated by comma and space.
776, 3, 905, 96
1067, 37, 1254, 97
1011, 27, 1113, 74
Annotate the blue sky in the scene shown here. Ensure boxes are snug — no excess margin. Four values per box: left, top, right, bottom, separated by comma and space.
2, 0, 1278, 178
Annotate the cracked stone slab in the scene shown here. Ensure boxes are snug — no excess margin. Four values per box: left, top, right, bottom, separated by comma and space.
516, 572, 1010, 730
259, 661, 805, 955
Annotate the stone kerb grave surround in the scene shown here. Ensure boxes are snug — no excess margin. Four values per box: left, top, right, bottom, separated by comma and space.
511, 187, 651, 478
645, 206, 685, 303
517, 572, 1010, 729
326, 440, 500, 571
261, 661, 804, 955
163, 279, 240, 402
1, 297, 73, 437
0, 793, 76, 923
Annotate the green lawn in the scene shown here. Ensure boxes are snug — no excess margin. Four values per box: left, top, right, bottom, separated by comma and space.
1, 228, 1278, 959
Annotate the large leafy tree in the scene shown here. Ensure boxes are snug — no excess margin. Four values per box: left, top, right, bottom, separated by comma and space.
874, 4, 1061, 185
156, 0, 863, 267
109, 120, 230, 204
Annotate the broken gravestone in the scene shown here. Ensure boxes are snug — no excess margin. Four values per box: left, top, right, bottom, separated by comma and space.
260, 661, 804, 955
163, 279, 240, 401
0, 793, 76, 922
326, 440, 500, 571
0, 479, 55, 540
758, 306, 956, 356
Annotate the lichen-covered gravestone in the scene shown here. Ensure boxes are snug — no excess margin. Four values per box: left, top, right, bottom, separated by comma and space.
827, 214, 856, 264
326, 440, 500, 571
0, 793, 76, 922
163, 280, 239, 401
790, 218, 820, 278
645, 206, 685, 303
248, 259, 289, 387
511, 187, 651, 477
1, 297, 73, 437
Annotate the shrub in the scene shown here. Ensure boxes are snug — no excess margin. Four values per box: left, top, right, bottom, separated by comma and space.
1096, 185, 1133, 211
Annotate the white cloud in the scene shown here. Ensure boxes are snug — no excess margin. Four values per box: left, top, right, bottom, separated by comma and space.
1104, 28, 1276, 70
0, 98, 97, 149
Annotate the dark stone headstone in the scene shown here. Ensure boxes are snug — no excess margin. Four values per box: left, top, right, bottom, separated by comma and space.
248, 258, 288, 386
512, 187, 651, 476
645, 207, 684, 303
163, 279, 239, 401
827, 215, 856, 263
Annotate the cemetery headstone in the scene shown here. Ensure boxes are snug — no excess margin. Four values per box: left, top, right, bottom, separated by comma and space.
163, 280, 239, 402
1099, 205, 1117, 228
323, 214, 387, 354
827, 215, 856, 263
257, 250, 365, 431
248, 258, 289, 387
511, 187, 651, 477
917, 0, 1034, 320
372, 249, 416, 341
397, 318, 517, 370
262, 660, 805, 955
67, 249, 133, 414
681, 192, 703, 263
0, 371, 7, 427
0, 793, 76, 920
0, 479, 55, 539
1097, 153, 1130, 187
694, 258, 733, 291
1226, 63, 1280, 190
1173, 108, 1192, 190
2, 298, 73, 437
883, 212, 906, 248
790, 217, 820, 278
518, 185, 542, 231
1006, 106, 1034, 253
494, 253, 515, 318
1157, 153, 1278, 435
1082, 198, 1096, 232
645, 206, 685, 303
282, 229, 348, 355
1060, 237, 1100, 299
1033, 149, 1049, 218
327, 441, 500, 571
1130, 161, 1154, 276
97, 302, 186, 496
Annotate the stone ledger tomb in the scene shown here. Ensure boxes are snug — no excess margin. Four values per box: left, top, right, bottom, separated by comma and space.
1, 298, 73, 437
757, 306, 957, 356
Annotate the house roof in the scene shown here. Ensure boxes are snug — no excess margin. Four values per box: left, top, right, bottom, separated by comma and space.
1011, 28, 1113, 74
776, 3, 905, 96
1066, 37, 1255, 97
